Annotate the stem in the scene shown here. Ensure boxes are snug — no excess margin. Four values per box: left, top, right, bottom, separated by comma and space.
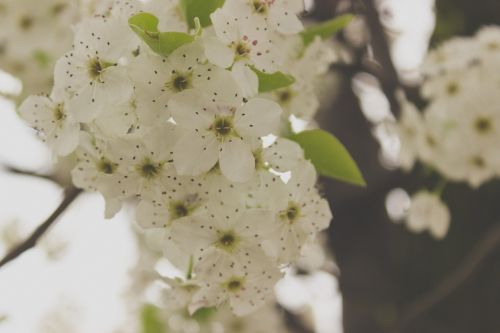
0, 186, 82, 269
361, 0, 403, 118
3, 165, 58, 184
186, 255, 194, 280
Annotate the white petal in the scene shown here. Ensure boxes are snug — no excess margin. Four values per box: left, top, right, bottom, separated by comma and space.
219, 138, 255, 182
203, 35, 234, 68
235, 98, 282, 138
104, 195, 122, 219
54, 122, 80, 156
231, 62, 258, 98
169, 90, 213, 130
269, 6, 304, 34
263, 138, 304, 172
173, 132, 219, 176
136, 200, 168, 229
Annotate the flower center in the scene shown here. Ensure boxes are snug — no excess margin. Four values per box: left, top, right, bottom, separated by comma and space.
281, 202, 301, 224
19, 16, 34, 30
474, 117, 492, 134
52, 3, 67, 15
212, 117, 234, 138
446, 82, 459, 96
487, 42, 499, 50
87, 58, 115, 80
235, 42, 251, 57
53, 104, 65, 121
137, 158, 162, 179
170, 201, 189, 219
277, 89, 293, 104
425, 134, 437, 148
471, 156, 486, 168
252, 0, 268, 14
225, 277, 245, 292
97, 159, 117, 174
216, 231, 239, 252
171, 73, 191, 92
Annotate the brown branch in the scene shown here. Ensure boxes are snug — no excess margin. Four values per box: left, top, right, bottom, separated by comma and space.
361, 0, 403, 117
391, 222, 500, 331
3, 165, 58, 184
0, 186, 82, 269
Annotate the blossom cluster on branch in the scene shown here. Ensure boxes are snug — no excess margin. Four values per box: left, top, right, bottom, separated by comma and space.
18, 0, 337, 318
0, 0, 114, 98
395, 27, 500, 239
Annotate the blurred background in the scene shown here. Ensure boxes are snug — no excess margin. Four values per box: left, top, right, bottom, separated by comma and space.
1, 0, 500, 333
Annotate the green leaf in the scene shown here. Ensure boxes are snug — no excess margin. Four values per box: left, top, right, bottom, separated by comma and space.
250, 67, 295, 93
180, 0, 225, 29
129, 12, 194, 57
192, 307, 217, 322
141, 304, 166, 333
290, 129, 366, 186
300, 14, 354, 46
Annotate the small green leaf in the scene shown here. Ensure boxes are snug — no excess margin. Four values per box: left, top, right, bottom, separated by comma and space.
300, 14, 354, 46
250, 67, 295, 93
192, 307, 217, 322
290, 129, 366, 186
129, 12, 194, 57
180, 0, 225, 29
141, 304, 166, 333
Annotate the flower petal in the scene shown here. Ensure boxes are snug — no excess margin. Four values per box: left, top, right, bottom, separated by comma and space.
235, 98, 282, 138
219, 138, 255, 182
173, 132, 219, 176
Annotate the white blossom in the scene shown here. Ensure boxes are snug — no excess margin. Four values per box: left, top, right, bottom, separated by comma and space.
406, 191, 451, 239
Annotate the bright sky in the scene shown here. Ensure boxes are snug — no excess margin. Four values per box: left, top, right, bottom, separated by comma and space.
0, 95, 138, 333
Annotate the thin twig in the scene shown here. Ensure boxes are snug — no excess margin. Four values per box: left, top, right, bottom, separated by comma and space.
391, 222, 500, 331
0, 186, 82, 269
3, 165, 58, 184
361, 0, 402, 117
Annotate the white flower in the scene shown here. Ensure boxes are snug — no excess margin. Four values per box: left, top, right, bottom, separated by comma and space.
169, 74, 282, 182
406, 191, 451, 239
107, 123, 179, 199
190, 252, 282, 316
395, 97, 424, 171
207, 8, 281, 72
53, 16, 137, 122
262, 137, 304, 172
262, 161, 333, 262
136, 176, 206, 229
475, 26, 500, 59
129, 41, 208, 125
421, 37, 479, 76
222, 0, 304, 35
213, 303, 288, 333
19, 94, 79, 156
71, 133, 127, 217
168, 203, 276, 266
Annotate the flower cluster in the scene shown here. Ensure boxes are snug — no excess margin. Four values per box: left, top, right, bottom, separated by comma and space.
397, 26, 500, 188
393, 27, 500, 238
159, 278, 289, 333
19, 0, 335, 316
0, 0, 95, 98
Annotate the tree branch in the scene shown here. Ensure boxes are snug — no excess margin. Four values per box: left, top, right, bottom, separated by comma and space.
3, 165, 58, 184
361, 0, 403, 117
0, 186, 82, 269
392, 221, 500, 331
